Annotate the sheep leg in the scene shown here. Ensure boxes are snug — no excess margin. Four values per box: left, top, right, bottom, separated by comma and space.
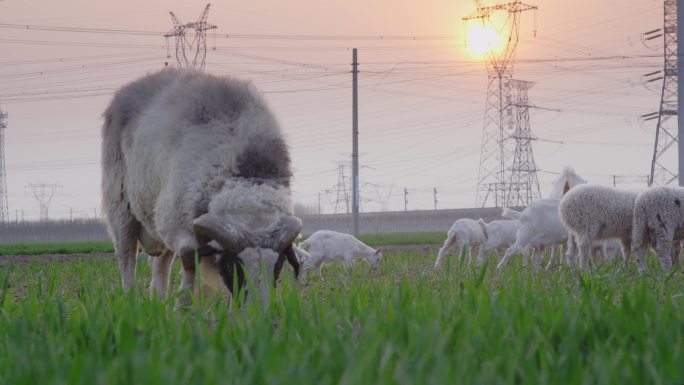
317, 261, 325, 281
106, 209, 141, 293
468, 245, 479, 267
178, 252, 197, 302
565, 233, 576, 266
672, 240, 681, 267
150, 250, 175, 299
655, 230, 675, 272
476, 244, 489, 267
532, 247, 542, 273
576, 235, 593, 271
620, 239, 631, 270
497, 242, 524, 269
434, 234, 457, 269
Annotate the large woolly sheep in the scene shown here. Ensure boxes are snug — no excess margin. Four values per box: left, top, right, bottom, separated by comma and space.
559, 184, 637, 269
101, 68, 302, 307
631, 186, 684, 272
433, 218, 486, 269
298, 230, 382, 279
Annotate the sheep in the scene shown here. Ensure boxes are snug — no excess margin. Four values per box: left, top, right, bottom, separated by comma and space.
433, 218, 486, 269
495, 200, 569, 271
101, 68, 302, 307
559, 184, 637, 269
476, 219, 522, 266
631, 186, 684, 272
496, 167, 586, 271
298, 230, 382, 279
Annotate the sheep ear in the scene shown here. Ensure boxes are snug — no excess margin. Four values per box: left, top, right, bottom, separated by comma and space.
375, 248, 383, 255
563, 180, 571, 195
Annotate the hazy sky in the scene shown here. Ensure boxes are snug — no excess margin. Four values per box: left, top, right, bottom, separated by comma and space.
0, 0, 666, 220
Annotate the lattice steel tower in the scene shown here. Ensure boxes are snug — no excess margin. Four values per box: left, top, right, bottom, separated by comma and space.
26, 183, 60, 222
507, 80, 541, 205
645, 0, 678, 186
0, 102, 8, 222
464, 1, 537, 207
164, 3, 217, 70
333, 164, 350, 214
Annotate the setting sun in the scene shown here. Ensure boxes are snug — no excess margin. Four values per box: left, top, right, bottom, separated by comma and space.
466, 23, 503, 56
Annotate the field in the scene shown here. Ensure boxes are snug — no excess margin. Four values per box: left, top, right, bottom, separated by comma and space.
1, 244, 684, 384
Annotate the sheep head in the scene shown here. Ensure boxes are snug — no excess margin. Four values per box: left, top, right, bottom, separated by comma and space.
192, 213, 302, 307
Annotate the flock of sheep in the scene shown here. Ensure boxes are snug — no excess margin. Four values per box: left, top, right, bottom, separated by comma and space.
99, 68, 681, 309
433, 168, 684, 274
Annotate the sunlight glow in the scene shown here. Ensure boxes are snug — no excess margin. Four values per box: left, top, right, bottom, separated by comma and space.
466, 23, 502, 57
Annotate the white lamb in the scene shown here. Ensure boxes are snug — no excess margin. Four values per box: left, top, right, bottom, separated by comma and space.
299, 230, 382, 279
631, 186, 684, 272
496, 167, 586, 271
476, 219, 522, 266
496, 200, 568, 271
433, 218, 486, 269
559, 184, 637, 269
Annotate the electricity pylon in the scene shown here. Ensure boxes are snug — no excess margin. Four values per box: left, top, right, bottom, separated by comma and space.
164, 3, 217, 70
26, 183, 61, 222
507, 79, 541, 205
643, 0, 678, 186
464, 1, 538, 207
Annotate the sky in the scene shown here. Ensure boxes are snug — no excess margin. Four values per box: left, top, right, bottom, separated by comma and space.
0, 0, 668, 220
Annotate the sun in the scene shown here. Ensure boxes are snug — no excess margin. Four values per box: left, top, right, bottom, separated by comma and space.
466, 23, 502, 57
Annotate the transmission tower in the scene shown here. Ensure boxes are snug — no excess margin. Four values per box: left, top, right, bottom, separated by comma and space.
26, 183, 61, 222
333, 164, 350, 214
507, 79, 541, 205
464, 1, 538, 207
164, 3, 217, 70
0, 102, 8, 222
643, 0, 678, 186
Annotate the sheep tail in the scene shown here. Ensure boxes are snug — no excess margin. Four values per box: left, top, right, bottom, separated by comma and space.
501, 207, 522, 220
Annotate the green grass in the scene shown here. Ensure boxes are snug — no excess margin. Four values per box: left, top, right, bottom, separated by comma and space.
1, 251, 684, 385
0, 240, 114, 256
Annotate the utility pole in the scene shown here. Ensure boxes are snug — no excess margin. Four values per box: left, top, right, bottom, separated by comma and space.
433, 187, 438, 211
613, 175, 617, 187
0, 101, 8, 223
351, 48, 360, 235
404, 188, 408, 212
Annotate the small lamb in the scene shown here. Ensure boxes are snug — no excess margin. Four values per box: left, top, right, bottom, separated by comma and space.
433, 218, 486, 269
476, 219, 522, 266
299, 230, 382, 279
